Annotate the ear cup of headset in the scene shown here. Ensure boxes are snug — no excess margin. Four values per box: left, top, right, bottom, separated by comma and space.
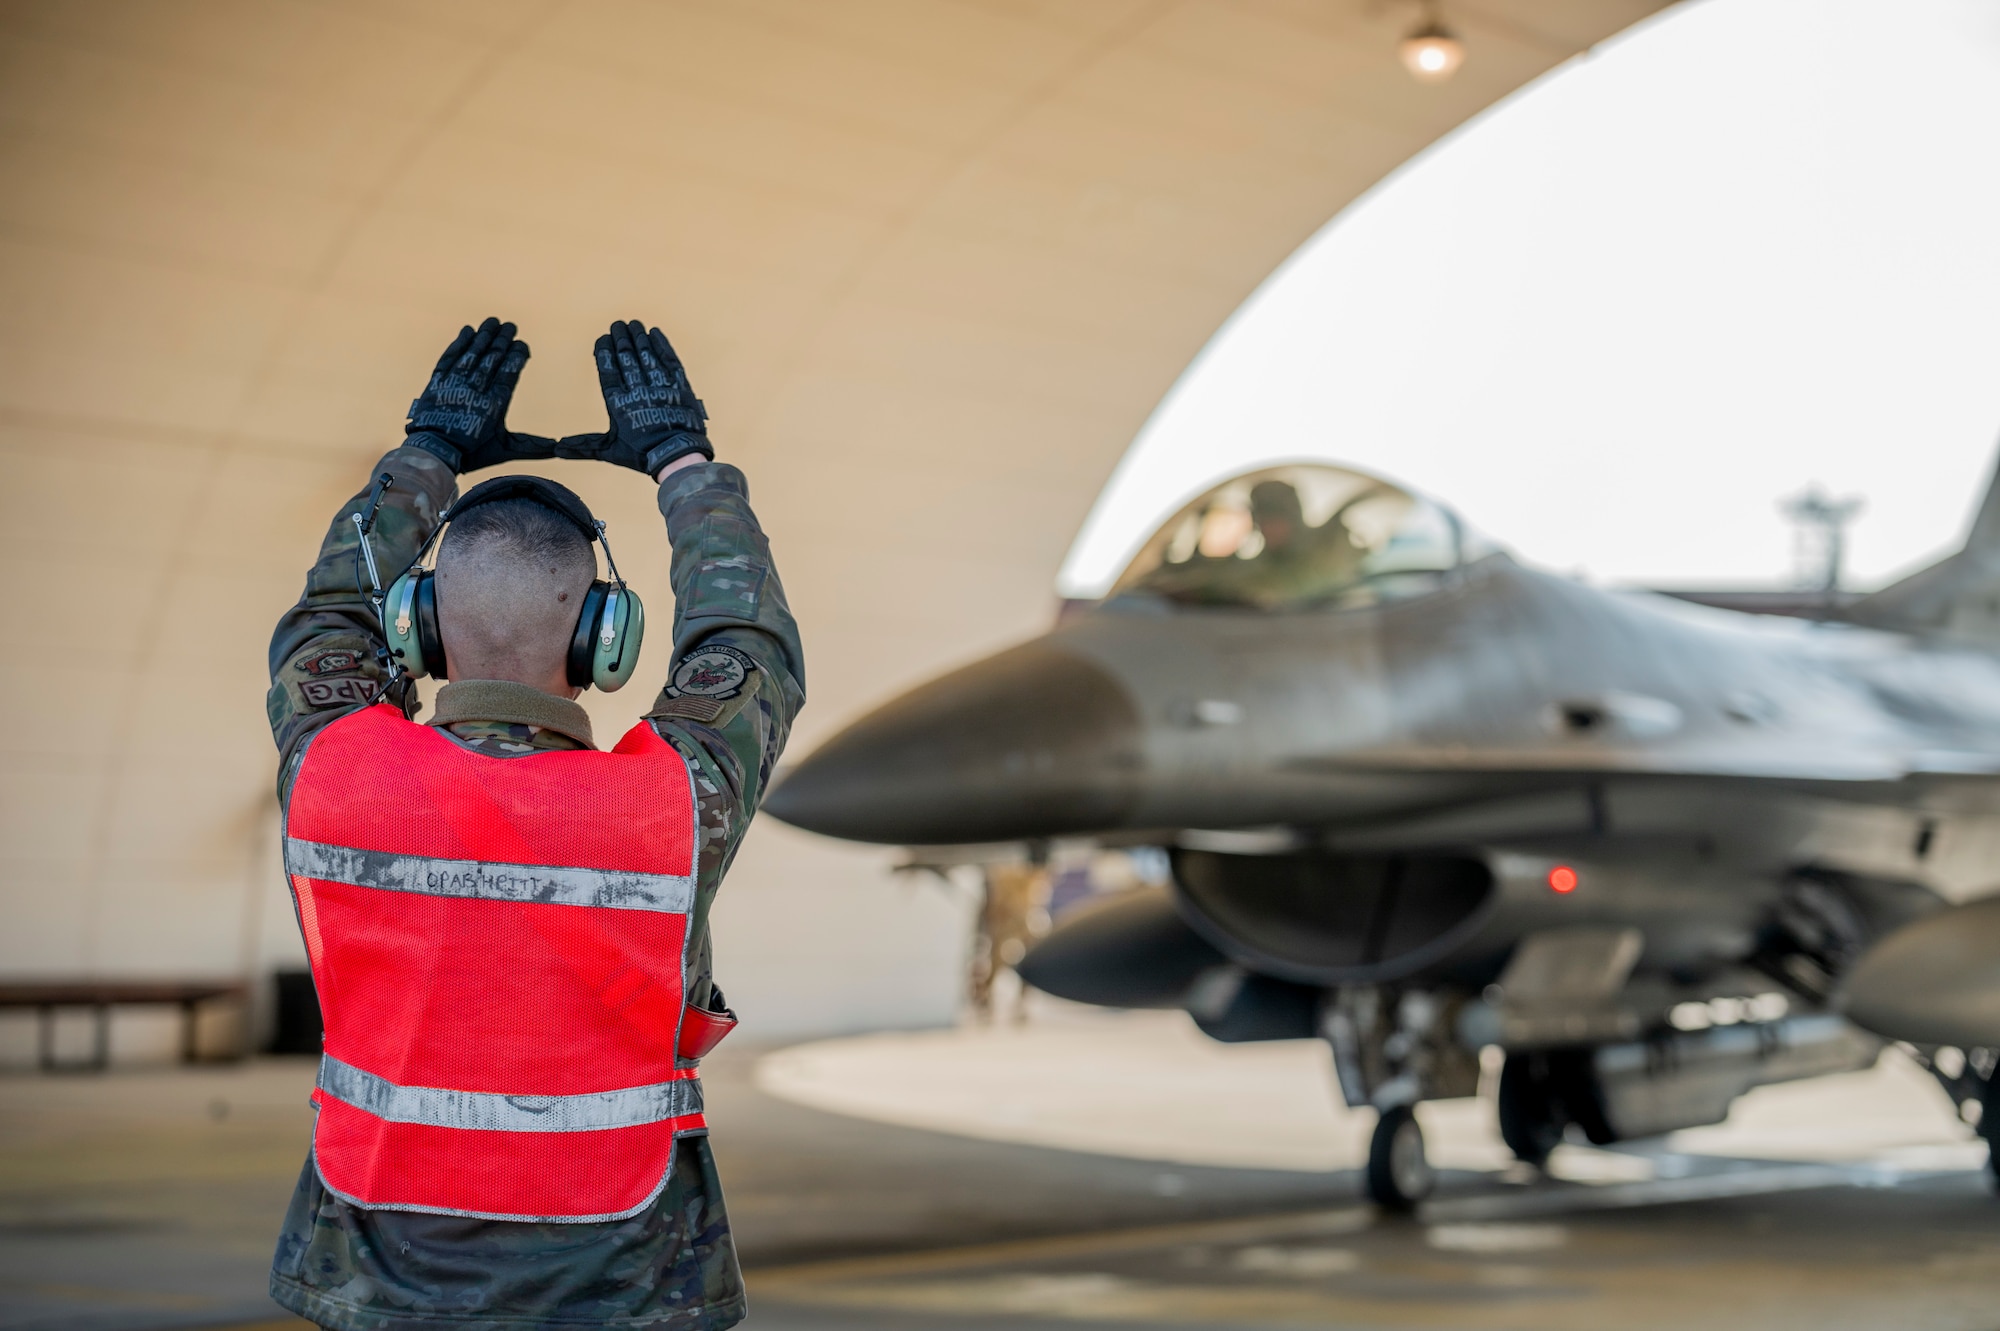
566, 581, 645, 692
414, 574, 446, 680
594, 586, 644, 692
567, 583, 607, 688
383, 569, 447, 680
383, 569, 426, 678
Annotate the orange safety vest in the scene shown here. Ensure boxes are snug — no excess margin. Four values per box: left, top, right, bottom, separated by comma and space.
283, 702, 712, 1222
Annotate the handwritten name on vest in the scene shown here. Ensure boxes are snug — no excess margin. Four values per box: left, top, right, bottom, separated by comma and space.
287, 840, 692, 914
426, 866, 584, 900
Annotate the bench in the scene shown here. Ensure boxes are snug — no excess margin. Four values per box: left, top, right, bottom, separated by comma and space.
0, 980, 249, 1071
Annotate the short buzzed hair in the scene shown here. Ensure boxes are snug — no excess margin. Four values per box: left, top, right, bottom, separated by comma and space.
443, 497, 593, 573
435, 498, 597, 686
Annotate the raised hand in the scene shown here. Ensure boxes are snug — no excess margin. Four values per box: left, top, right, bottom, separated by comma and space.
557, 319, 711, 475
405, 317, 558, 473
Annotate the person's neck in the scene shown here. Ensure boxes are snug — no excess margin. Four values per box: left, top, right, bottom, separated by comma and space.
431, 679, 595, 748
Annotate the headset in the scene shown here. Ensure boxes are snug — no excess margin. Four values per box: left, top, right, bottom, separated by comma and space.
374, 475, 646, 693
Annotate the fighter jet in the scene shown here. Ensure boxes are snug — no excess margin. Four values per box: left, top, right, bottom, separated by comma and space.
766, 458, 2000, 1208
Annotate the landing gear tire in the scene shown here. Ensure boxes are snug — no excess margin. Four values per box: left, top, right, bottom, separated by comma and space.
1366, 1104, 1435, 1212
1983, 1073, 2000, 1194
1497, 1053, 1565, 1169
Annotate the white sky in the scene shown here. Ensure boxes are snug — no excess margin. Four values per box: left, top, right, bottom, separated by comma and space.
1058, 0, 2000, 598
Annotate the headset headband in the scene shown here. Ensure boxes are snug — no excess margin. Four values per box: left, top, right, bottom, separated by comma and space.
399, 473, 626, 597
445, 474, 601, 543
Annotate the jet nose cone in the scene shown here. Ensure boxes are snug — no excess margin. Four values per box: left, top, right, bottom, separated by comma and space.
765, 639, 1143, 845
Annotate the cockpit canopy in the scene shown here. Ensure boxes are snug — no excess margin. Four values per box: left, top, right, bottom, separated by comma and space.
1108, 463, 1490, 611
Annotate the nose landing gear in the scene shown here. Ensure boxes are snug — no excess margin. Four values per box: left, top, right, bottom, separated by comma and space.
1366, 1103, 1435, 1211
1325, 987, 1475, 1211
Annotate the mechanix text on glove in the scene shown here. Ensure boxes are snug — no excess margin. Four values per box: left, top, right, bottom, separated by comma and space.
557, 319, 712, 476
405, 317, 558, 473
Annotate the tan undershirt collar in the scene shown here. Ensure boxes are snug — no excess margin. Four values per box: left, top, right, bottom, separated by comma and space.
429, 680, 596, 750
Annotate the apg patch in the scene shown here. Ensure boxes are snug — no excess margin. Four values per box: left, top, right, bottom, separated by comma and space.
300, 675, 379, 710
298, 648, 365, 677
666, 643, 755, 700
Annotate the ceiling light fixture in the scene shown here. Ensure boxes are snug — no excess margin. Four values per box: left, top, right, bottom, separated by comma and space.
1400, 7, 1465, 84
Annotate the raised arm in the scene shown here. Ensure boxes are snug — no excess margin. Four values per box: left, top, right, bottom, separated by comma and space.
266, 318, 553, 794
265, 446, 456, 793
648, 456, 807, 805
559, 319, 806, 1009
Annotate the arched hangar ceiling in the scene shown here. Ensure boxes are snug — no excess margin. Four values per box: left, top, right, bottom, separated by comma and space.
0, 0, 1668, 981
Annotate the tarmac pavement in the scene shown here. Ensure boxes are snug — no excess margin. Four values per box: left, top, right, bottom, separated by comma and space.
0, 1015, 1995, 1331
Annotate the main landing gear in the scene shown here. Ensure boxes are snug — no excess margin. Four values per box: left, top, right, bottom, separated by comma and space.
1366, 1103, 1435, 1211
1905, 1044, 2000, 1192
1989, 1076, 1998, 1192
1496, 1049, 1609, 1168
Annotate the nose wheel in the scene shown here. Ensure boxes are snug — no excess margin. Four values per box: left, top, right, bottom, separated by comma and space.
1366, 1104, 1435, 1211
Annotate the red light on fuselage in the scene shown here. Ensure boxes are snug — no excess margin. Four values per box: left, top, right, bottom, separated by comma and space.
1547, 865, 1579, 894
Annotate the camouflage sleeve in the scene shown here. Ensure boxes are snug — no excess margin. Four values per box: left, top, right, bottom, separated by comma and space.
267, 445, 459, 800
641, 462, 806, 1010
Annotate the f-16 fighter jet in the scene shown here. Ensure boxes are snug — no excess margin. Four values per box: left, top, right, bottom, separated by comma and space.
766, 458, 2000, 1208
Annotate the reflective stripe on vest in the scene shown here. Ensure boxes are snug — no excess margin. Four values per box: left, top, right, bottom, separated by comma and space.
284, 838, 694, 913
284, 702, 703, 1222
318, 1055, 703, 1132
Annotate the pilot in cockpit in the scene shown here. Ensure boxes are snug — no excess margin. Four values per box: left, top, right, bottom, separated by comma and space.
1120, 465, 1464, 611
1248, 479, 1305, 553
1246, 479, 1364, 591
1139, 480, 1349, 605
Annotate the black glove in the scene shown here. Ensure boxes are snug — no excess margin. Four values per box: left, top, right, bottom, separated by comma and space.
404, 317, 558, 473
556, 319, 710, 475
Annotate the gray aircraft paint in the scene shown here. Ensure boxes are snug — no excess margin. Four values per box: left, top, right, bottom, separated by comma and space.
768, 459, 2000, 1063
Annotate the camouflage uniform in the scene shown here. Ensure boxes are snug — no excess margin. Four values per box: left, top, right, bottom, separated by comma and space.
263, 443, 804, 1331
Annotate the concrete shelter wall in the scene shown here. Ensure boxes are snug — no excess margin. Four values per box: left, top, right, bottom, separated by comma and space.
0, 0, 1666, 1044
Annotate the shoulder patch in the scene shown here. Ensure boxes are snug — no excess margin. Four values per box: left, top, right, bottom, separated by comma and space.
297, 647, 366, 677
665, 643, 756, 701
